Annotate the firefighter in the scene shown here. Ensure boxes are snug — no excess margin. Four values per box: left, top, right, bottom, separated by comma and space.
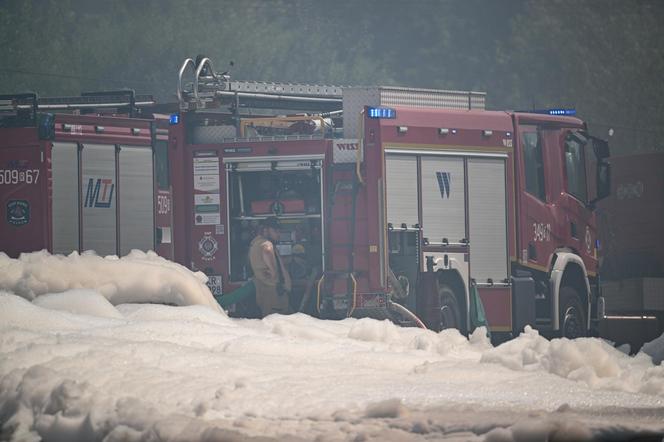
249, 217, 292, 317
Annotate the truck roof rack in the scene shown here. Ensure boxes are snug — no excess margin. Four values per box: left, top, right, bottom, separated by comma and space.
3, 90, 154, 112
0, 93, 39, 128
40, 90, 154, 110
0, 91, 156, 128
177, 57, 343, 114
177, 57, 489, 119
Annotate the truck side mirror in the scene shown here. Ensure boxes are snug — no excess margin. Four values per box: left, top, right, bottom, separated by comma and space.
596, 160, 611, 201
593, 137, 610, 160
587, 136, 611, 207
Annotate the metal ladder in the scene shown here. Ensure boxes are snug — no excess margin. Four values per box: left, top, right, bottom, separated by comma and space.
315, 161, 362, 318
177, 57, 342, 113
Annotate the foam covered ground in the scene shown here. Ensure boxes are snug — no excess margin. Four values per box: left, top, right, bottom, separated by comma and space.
0, 250, 221, 311
1, 251, 664, 441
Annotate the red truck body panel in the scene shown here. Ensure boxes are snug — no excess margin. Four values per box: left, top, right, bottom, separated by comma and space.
0, 128, 50, 257
1, 113, 159, 258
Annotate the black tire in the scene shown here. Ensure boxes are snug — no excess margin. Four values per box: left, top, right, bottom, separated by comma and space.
434, 283, 464, 333
559, 286, 587, 339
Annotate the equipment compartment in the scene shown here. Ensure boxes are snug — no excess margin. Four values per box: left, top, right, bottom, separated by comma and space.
226, 164, 324, 298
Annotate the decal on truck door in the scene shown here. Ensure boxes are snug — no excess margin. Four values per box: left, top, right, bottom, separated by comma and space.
6, 200, 30, 226
198, 233, 218, 260
436, 172, 452, 199
84, 177, 115, 208
0, 167, 40, 185
532, 222, 552, 242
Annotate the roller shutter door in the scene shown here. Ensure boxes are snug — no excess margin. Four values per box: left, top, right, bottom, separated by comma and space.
420, 156, 466, 244
385, 154, 418, 228
468, 158, 508, 282
81, 143, 117, 256
119, 145, 154, 256
52, 142, 79, 254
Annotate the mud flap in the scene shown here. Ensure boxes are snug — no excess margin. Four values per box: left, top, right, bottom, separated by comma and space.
215, 280, 256, 308
469, 282, 490, 338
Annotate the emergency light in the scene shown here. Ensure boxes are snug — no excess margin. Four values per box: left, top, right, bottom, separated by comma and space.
516, 108, 576, 117
530, 108, 576, 116
367, 107, 396, 119
547, 109, 576, 116
169, 113, 180, 125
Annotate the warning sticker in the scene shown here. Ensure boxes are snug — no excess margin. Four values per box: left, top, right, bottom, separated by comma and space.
193, 152, 221, 225
195, 213, 221, 225
195, 194, 220, 205
193, 157, 220, 175
194, 174, 219, 192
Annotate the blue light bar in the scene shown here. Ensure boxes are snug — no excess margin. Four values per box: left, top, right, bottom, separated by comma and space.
367, 107, 396, 119
169, 113, 180, 125
516, 108, 576, 117
547, 108, 576, 116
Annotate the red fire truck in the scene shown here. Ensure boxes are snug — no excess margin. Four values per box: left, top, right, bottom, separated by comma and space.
0, 58, 611, 340
0, 91, 174, 260
164, 58, 612, 339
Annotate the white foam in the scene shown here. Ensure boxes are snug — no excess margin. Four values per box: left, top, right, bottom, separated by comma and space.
2, 254, 664, 441
481, 326, 664, 395
641, 333, 664, 365
33, 289, 124, 319
0, 250, 221, 312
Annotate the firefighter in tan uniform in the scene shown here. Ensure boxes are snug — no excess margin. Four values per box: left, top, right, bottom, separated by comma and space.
249, 217, 292, 317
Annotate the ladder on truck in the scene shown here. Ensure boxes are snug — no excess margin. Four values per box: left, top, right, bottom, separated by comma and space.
177, 57, 342, 115
1, 90, 155, 128
1, 91, 154, 137
318, 158, 362, 319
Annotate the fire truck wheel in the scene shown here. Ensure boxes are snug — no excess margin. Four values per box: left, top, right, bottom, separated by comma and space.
559, 286, 587, 339
437, 284, 463, 333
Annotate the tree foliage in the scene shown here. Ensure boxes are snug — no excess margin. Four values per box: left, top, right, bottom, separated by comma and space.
1, 0, 662, 153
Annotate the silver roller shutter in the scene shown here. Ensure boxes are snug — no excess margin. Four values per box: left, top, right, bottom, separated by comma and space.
119, 145, 154, 256
81, 143, 117, 256
51, 142, 79, 254
468, 158, 508, 282
420, 156, 466, 243
385, 154, 418, 228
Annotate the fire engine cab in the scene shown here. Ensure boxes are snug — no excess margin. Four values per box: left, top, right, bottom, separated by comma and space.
0, 58, 611, 340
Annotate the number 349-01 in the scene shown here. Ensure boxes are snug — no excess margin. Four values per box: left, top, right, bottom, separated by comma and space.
0, 169, 40, 185
533, 222, 551, 242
